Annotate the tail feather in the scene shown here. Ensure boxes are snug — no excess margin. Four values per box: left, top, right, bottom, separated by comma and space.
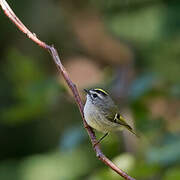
114, 113, 139, 137
124, 124, 140, 138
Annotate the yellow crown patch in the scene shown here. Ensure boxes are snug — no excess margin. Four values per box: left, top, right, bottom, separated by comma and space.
94, 88, 108, 95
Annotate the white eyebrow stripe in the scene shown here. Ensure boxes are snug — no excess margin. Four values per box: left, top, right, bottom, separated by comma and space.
98, 94, 104, 99
90, 91, 103, 99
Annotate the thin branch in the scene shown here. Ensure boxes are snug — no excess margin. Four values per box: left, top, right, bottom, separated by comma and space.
0, 1, 135, 179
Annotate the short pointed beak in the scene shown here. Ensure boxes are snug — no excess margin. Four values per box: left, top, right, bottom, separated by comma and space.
84, 89, 90, 94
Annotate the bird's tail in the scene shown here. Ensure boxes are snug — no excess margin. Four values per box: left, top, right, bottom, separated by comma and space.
124, 124, 140, 138
116, 114, 140, 137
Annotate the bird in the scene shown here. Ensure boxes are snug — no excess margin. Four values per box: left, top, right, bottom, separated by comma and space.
83, 88, 138, 144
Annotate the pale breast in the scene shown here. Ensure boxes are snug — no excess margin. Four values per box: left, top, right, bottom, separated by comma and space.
84, 97, 123, 132
84, 99, 105, 132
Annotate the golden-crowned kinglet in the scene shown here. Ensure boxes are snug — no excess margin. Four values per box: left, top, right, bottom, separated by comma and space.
84, 88, 138, 143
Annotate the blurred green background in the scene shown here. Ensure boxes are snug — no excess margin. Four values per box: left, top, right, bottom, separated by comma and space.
0, 0, 180, 179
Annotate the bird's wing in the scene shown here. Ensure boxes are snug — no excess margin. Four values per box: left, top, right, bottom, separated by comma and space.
105, 108, 131, 128
106, 107, 139, 137
114, 113, 133, 130
115, 113, 139, 137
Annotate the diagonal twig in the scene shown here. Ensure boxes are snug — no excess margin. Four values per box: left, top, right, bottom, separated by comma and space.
0, 1, 135, 179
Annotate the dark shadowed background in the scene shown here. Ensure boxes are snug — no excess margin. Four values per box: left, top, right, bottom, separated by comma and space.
0, 0, 180, 179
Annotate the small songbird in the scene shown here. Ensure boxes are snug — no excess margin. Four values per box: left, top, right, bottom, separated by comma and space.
84, 88, 138, 144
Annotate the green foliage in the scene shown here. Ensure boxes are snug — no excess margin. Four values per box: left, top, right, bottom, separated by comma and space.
0, 49, 61, 124
146, 135, 180, 166
163, 167, 180, 180
108, 4, 165, 43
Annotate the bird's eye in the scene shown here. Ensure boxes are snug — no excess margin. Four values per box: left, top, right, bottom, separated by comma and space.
92, 94, 98, 98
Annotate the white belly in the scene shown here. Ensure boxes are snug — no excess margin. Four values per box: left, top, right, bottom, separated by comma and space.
84, 98, 122, 133
84, 100, 103, 132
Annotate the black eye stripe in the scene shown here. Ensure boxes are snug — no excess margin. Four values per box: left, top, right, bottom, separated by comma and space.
92, 93, 98, 98
93, 90, 107, 96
